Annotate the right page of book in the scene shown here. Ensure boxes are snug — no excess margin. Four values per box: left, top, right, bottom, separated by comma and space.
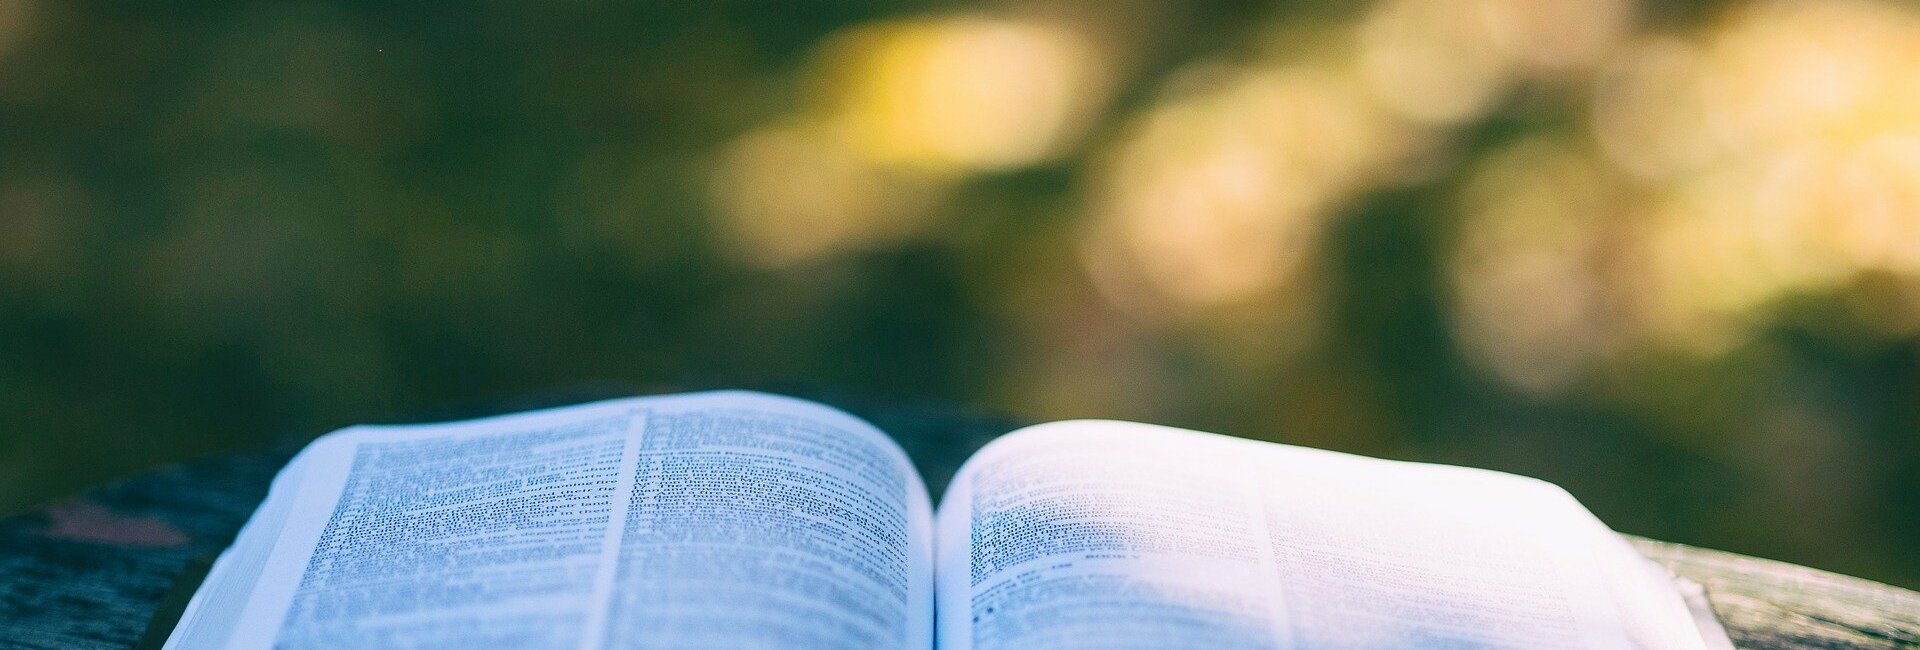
936, 420, 1713, 650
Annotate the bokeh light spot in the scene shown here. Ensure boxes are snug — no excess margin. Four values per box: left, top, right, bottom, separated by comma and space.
709, 120, 943, 267
1451, 138, 1616, 394
1358, 0, 1511, 124
815, 16, 1110, 171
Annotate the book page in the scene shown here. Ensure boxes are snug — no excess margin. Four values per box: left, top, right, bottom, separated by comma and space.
595, 395, 934, 649
936, 420, 1711, 650
167, 390, 932, 650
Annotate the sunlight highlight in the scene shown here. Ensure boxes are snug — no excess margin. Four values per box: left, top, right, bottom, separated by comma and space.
710, 13, 1115, 266
1358, 0, 1511, 124
1597, 0, 1920, 349
816, 16, 1110, 172
1358, 0, 1633, 123
1452, 0, 1920, 386
1592, 38, 1717, 180
1450, 139, 1617, 394
1082, 63, 1401, 312
1698, 0, 1920, 158
1481, 0, 1635, 74
709, 120, 941, 266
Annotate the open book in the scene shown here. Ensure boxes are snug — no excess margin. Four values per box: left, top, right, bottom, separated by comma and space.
163, 390, 1731, 649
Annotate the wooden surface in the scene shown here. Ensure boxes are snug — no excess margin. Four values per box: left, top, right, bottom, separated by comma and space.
1632, 538, 1920, 649
0, 394, 1914, 649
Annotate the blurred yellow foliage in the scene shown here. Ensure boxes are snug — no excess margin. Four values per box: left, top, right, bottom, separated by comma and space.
816, 16, 1110, 171
710, 13, 1113, 267
708, 0, 1920, 391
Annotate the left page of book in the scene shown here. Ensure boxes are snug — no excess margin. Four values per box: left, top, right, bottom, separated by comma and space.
164, 390, 934, 650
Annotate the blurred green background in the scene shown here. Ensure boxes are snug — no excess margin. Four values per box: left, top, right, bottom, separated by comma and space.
3, 0, 1918, 588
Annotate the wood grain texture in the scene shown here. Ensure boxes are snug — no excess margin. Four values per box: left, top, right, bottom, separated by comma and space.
1634, 538, 1920, 649
0, 395, 1912, 649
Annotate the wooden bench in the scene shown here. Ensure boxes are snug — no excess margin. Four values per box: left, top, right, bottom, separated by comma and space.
1, 396, 1914, 648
